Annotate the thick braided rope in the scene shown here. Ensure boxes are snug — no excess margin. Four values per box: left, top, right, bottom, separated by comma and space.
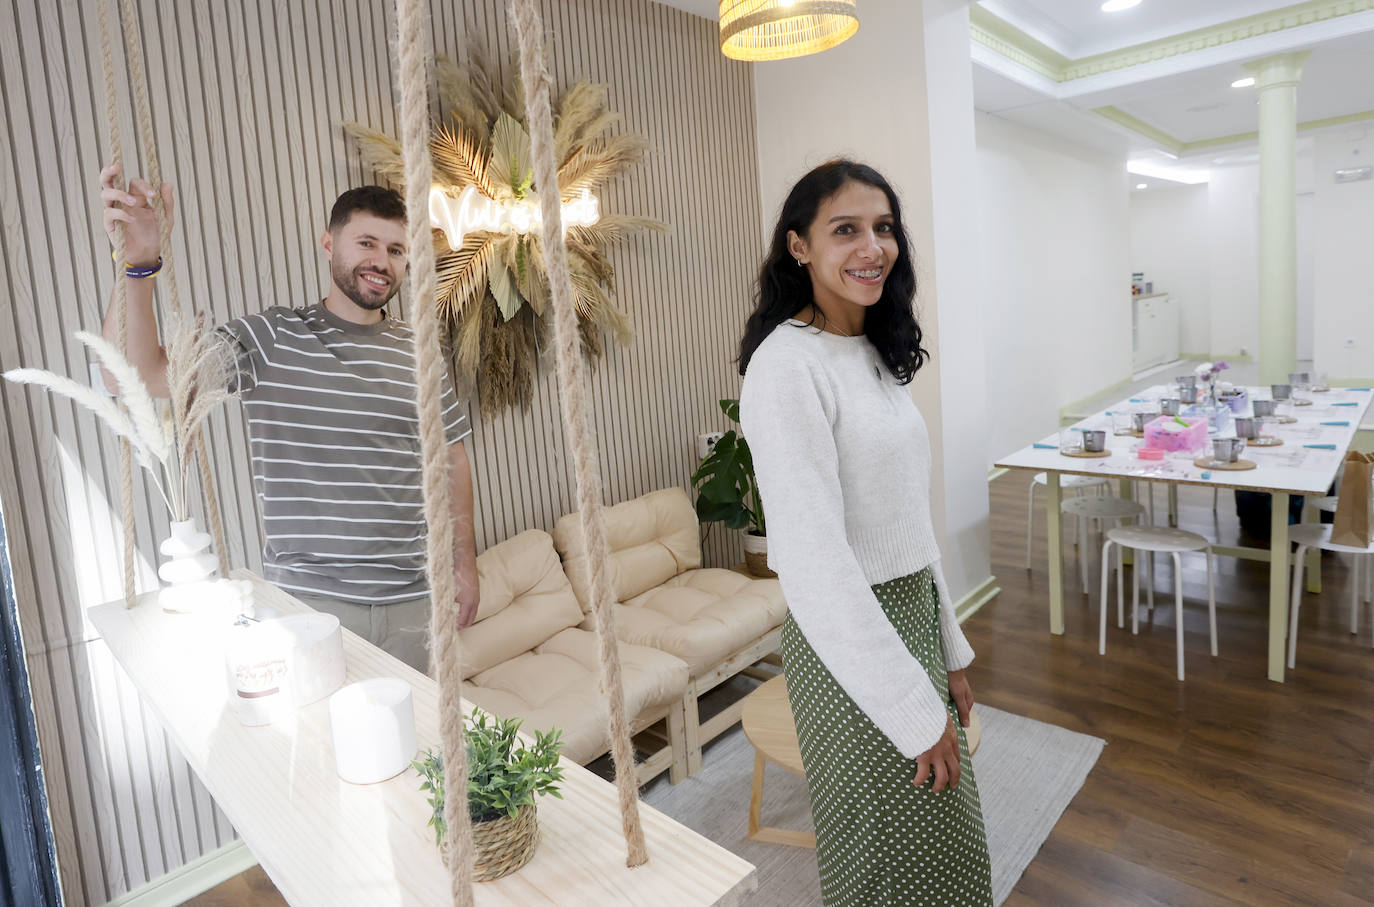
97, 0, 138, 608
509, 0, 648, 867
391, 0, 476, 901
115, 0, 229, 574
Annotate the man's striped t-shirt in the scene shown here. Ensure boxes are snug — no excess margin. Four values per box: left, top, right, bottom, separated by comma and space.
216, 304, 471, 604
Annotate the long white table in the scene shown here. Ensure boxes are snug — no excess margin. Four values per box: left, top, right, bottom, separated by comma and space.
88, 573, 757, 906
995, 385, 1373, 683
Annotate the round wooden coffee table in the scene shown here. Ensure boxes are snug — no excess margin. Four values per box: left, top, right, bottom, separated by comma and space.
741, 673, 982, 849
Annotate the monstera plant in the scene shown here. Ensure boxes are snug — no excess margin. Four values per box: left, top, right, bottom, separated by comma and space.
691, 399, 772, 577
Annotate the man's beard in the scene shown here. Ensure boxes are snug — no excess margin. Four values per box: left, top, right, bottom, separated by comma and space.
333, 260, 399, 311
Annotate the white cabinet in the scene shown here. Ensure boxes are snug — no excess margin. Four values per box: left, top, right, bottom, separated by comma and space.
1132, 293, 1178, 373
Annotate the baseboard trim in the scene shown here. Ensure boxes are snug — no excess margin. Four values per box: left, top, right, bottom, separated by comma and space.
955, 575, 1000, 624
104, 841, 256, 907
1059, 376, 1132, 425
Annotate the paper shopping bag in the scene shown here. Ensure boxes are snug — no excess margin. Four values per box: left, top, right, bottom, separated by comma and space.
1331, 451, 1373, 548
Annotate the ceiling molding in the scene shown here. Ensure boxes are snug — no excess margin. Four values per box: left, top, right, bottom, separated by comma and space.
1093, 105, 1374, 153
972, 0, 1374, 84
1092, 106, 1185, 153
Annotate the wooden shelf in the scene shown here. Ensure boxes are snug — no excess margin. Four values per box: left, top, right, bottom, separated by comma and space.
88, 573, 756, 906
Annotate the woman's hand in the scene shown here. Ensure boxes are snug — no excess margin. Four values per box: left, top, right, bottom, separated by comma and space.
948, 668, 973, 729
913, 715, 961, 792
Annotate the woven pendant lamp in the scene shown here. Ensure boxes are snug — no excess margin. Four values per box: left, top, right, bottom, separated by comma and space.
719, 0, 860, 62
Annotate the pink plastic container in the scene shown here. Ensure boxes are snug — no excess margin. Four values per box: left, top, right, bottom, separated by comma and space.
1143, 416, 1208, 453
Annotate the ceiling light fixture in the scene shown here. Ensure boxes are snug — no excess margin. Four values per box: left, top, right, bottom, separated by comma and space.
1231, 76, 1256, 88
1100, 0, 1142, 11
719, 0, 860, 61
1136, 183, 1148, 189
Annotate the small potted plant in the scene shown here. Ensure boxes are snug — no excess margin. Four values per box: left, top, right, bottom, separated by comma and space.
691, 399, 771, 577
413, 711, 564, 882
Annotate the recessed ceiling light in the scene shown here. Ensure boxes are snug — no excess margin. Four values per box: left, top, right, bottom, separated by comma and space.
1136, 183, 1148, 189
1101, 0, 1142, 11
1231, 76, 1256, 88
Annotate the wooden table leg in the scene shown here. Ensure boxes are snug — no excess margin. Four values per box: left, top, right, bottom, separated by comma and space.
748, 749, 765, 839
1269, 492, 1290, 683
1118, 479, 1135, 566
1302, 498, 1322, 594
1046, 471, 1065, 635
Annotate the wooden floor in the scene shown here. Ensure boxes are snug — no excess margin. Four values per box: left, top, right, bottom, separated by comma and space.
979, 470, 1374, 906
189, 470, 1373, 905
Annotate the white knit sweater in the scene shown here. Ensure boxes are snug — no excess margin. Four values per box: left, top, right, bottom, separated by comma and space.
739, 320, 975, 759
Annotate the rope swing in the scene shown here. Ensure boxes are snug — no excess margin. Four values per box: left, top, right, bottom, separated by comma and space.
390, 0, 650, 898
508, 0, 649, 868
98, 0, 229, 607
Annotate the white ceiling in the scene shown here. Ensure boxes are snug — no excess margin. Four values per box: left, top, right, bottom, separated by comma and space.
653, 0, 1374, 166
1096, 30, 1374, 143
980, 0, 1299, 59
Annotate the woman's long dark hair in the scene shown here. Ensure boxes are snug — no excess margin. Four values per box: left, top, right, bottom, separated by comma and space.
737, 159, 928, 384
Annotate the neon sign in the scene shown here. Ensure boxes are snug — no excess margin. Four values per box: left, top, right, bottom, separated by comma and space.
429, 185, 601, 251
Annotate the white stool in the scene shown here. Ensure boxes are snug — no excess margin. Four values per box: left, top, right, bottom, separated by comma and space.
1099, 525, 1217, 681
1312, 497, 1373, 601
1026, 473, 1110, 568
1062, 496, 1147, 594
1286, 523, 1374, 668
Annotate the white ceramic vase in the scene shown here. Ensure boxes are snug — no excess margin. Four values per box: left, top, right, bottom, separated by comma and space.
157, 519, 219, 612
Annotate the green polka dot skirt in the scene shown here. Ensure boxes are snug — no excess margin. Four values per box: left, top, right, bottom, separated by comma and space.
780, 567, 993, 906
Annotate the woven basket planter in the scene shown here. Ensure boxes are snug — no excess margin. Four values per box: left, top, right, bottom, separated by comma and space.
742, 532, 776, 578
463, 802, 540, 882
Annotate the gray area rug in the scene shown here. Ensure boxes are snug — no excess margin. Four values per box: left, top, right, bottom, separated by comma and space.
640, 705, 1106, 906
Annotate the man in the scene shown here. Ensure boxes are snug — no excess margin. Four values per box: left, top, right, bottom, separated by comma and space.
98, 163, 480, 673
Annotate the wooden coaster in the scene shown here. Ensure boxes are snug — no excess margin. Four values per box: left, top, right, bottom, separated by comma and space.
1113, 429, 1139, 437
1274, 415, 1298, 424
1293, 398, 1313, 406
1246, 436, 1283, 447
1062, 448, 1112, 458
1194, 457, 1258, 471
1311, 387, 1330, 393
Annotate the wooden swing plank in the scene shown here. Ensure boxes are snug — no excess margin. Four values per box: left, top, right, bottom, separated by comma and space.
87, 572, 756, 906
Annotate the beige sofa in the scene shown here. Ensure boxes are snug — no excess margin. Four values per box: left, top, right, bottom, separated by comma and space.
460, 529, 691, 783
553, 487, 788, 776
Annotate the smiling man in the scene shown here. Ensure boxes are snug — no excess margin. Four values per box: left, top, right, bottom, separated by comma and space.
98, 171, 480, 673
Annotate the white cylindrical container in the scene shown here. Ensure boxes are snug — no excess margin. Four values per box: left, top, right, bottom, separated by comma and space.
328, 678, 416, 785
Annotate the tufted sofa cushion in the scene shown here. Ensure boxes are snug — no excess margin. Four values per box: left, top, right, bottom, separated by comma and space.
617, 570, 786, 676
552, 487, 701, 609
552, 487, 788, 676
463, 628, 688, 765
460, 529, 585, 678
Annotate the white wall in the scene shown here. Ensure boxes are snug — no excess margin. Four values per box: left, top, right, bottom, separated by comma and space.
1313, 129, 1374, 380
1129, 184, 1211, 355
752, 0, 994, 601
975, 112, 1132, 464
1206, 164, 1261, 361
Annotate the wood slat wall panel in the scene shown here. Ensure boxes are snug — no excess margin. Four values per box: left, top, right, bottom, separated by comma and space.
0, 0, 758, 901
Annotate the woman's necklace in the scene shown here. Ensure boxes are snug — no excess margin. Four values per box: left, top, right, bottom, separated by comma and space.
822, 322, 855, 338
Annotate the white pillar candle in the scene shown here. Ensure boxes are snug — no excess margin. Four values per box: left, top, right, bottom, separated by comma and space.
328, 678, 416, 785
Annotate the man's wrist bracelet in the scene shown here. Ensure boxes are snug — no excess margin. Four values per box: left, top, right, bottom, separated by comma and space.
123, 258, 163, 279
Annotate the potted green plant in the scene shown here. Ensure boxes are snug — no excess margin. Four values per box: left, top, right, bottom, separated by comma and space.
413, 711, 565, 881
691, 399, 772, 577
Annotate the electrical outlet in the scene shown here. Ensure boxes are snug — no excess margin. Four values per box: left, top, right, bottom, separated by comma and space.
696, 431, 724, 459
1344, 337, 1358, 349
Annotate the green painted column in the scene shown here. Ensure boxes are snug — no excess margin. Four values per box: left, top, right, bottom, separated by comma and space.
1246, 52, 1309, 384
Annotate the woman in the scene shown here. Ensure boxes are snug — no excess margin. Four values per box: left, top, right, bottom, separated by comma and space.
739, 160, 993, 906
